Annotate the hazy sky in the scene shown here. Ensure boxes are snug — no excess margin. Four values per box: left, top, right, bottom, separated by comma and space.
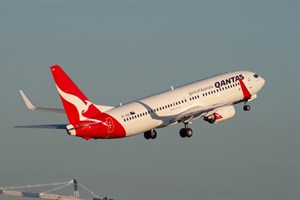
0, 1, 299, 200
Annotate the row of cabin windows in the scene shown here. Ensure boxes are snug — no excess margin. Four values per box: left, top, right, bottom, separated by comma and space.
190, 95, 200, 101
123, 82, 240, 122
123, 99, 187, 122
188, 82, 240, 100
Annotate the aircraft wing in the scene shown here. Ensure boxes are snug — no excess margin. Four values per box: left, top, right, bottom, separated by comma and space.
168, 105, 205, 124
169, 103, 234, 124
19, 90, 65, 113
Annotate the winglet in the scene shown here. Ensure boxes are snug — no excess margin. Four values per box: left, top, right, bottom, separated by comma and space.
18, 90, 65, 113
19, 90, 37, 111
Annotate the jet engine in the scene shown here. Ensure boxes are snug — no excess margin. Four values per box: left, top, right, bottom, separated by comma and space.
204, 105, 235, 124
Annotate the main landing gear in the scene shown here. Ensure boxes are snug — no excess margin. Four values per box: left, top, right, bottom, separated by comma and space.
179, 122, 193, 138
144, 122, 194, 140
144, 129, 157, 140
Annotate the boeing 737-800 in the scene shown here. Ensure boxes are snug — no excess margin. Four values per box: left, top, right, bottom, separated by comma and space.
16, 65, 265, 140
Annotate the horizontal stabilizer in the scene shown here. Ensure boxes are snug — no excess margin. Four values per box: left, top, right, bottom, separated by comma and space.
14, 124, 67, 129
19, 90, 65, 113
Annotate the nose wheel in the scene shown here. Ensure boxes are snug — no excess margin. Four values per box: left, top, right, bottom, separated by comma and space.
243, 104, 251, 111
179, 122, 193, 138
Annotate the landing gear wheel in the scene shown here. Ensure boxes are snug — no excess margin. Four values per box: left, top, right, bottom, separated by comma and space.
180, 128, 187, 138
179, 128, 193, 138
243, 105, 251, 111
186, 128, 193, 138
144, 131, 151, 140
150, 130, 157, 139
144, 130, 157, 140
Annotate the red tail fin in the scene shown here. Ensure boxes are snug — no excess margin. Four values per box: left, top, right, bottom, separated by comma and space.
50, 65, 101, 123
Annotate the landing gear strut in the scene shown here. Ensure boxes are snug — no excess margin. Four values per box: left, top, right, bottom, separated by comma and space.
179, 122, 193, 138
144, 130, 157, 139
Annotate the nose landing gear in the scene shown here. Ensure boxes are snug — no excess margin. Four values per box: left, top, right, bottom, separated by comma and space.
243, 104, 251, 111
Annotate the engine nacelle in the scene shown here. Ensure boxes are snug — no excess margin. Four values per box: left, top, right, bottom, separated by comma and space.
204, 105, 235, 124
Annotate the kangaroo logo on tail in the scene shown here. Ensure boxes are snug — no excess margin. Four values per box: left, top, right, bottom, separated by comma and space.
50, 65, 103, 124
56, 85, 103, 124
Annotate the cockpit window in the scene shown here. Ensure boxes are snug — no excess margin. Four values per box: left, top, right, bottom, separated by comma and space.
253, 74, 258, 78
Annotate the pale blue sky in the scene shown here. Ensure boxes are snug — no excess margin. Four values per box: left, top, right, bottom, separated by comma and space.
0, 1, 299, 200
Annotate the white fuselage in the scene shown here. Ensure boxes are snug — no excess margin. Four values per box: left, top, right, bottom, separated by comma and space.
106, 71, 265, 137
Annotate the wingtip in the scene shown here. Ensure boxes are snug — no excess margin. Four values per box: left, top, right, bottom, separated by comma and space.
19, 90, 37, 111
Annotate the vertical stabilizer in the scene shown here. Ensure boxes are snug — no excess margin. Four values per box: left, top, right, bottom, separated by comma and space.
50, 65, 102, 123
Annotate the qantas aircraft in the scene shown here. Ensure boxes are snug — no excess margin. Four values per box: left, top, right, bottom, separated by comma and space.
16, 65, 265, 140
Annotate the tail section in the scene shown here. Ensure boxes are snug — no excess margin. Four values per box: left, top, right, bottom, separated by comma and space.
50, 65, 102, 123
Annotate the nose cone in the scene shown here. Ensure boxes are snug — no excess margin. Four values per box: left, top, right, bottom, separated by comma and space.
261, 77, 265, 87
257, 76, 266, 93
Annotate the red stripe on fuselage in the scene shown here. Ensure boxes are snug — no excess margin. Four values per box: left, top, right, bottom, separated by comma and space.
238, 78, 251, 100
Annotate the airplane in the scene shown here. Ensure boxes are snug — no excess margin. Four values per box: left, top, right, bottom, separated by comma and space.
16, 65, 265, 140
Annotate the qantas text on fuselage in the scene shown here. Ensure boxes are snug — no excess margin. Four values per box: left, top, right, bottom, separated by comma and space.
214, 74, 244, 88
16, 65, 265, 140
